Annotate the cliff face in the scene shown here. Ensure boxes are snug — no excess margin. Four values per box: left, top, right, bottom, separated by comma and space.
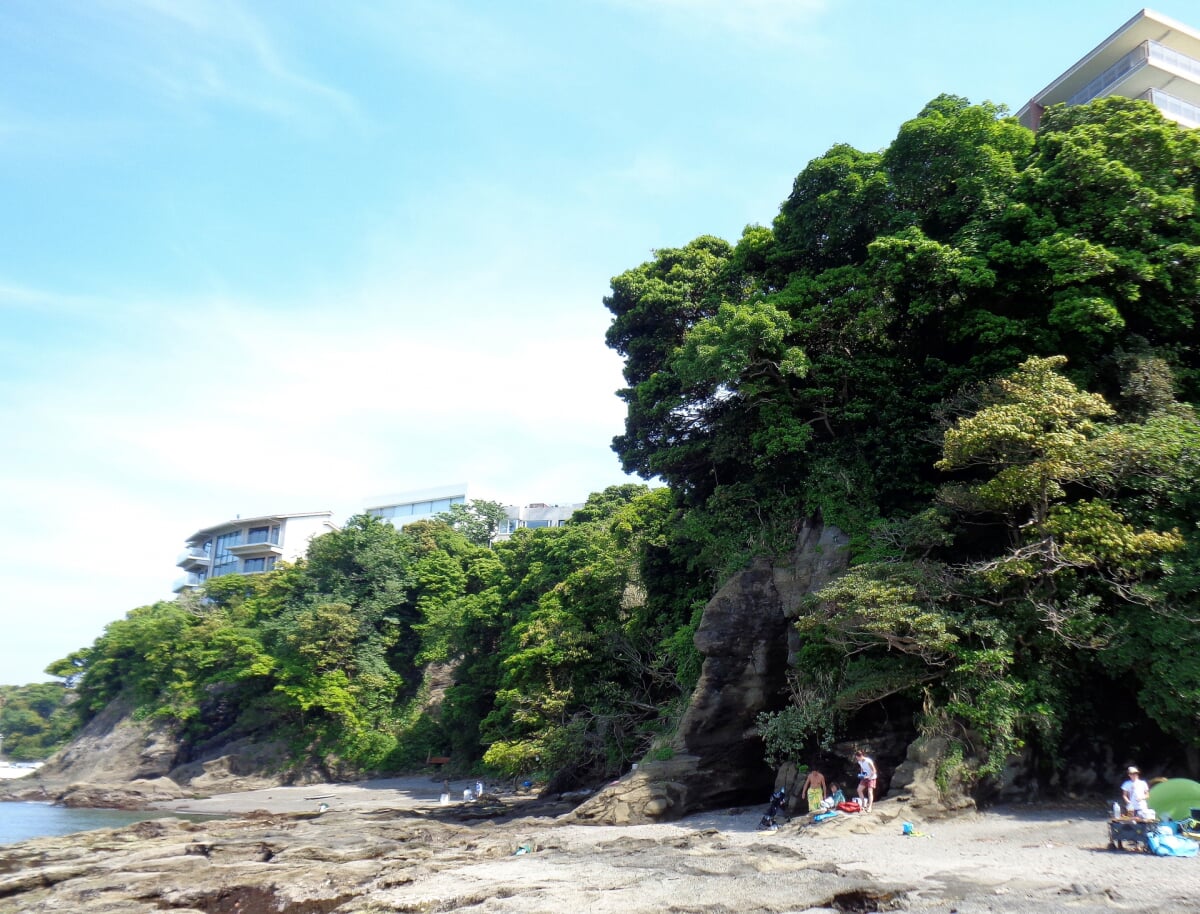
0, 696, 185, 806
570, 516, 851, 824
0, 694, 298, 808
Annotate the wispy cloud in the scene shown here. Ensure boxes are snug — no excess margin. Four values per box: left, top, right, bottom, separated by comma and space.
105, 0, 360, 129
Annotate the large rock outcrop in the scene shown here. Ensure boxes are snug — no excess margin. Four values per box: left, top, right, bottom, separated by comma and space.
886, 735, 977, 818
0, 696, 185, 806
0, 696, 300, 808
571, 516, 850, 824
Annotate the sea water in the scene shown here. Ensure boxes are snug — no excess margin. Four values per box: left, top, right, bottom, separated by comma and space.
0, 801, 213, 846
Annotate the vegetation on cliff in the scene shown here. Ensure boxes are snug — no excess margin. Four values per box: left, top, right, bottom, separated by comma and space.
606, 95, 1200, 780
46, 487, 703, 782
38, 94, 1200, 790
0, 683, 74, 760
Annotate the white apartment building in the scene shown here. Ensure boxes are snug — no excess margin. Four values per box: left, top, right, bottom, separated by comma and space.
173, 487, 587, 592
1018, 9, 1200, 130
494, 501, 585, 538
363, 482, 470, 529
173, 511, 338, 592
363, 483, 583, 539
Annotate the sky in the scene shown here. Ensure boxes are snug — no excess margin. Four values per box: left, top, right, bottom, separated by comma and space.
1, 0, 1195, 685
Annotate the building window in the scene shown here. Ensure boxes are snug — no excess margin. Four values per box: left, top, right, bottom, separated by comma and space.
525, 519, 551, 529
243, 557, 266, 573
212, 530, 241, 578
246, 525, 280, 544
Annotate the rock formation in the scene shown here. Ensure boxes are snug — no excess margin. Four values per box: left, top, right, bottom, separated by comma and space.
0, 695, 300, 808
570, 516, 851, 824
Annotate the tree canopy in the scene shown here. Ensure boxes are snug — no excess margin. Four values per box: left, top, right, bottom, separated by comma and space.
607, 95, 1200, 780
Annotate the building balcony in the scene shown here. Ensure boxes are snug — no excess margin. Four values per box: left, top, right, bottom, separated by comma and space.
176, 547, 212, 570
1069, 39, 1200, 108
172, 572, 206, 593
226, 541, 284, 558
1142, 88, 1200, 128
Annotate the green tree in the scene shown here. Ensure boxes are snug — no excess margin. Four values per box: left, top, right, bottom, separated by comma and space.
436, 499, 509, 546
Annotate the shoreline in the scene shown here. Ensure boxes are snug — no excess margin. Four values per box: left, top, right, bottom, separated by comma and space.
148, 773, 512, 816
2, 786, 1196, 914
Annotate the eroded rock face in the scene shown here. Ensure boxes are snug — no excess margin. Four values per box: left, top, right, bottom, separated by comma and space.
0, 696, 191, 807
39, 695, 179, 785
57, 778, 185, 810
0, 699, 301, 808
571, 517, 851, 824
887, 735, 976, 817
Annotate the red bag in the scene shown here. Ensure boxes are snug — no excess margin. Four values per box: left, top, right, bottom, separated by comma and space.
836, 801, 861, 813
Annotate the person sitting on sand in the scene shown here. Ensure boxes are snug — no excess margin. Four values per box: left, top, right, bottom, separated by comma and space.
801, 767, 827, 813
819, 782, 845, 811
855, 750, 878, 812
1121, 766, 1151, 818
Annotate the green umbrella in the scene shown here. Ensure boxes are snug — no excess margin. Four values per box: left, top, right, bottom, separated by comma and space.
1148, 778, 1200, 821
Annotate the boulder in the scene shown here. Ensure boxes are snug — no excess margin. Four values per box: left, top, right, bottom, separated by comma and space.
168, 738, 292, 794
570, 516, 850, 824
57, 777, 185, 809
887, 735, 976, 817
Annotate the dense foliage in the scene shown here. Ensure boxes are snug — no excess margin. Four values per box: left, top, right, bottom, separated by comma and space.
605, 95, 1200, 780
0, 683, 74, 760
45, 489, 703, 781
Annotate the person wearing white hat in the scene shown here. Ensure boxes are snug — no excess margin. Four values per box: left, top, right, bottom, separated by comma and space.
1121, 766, 1151, 818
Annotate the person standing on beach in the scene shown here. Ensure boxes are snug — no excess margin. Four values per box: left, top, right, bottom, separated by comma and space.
855, 750, 878, 812
1121, 766, 1151, 818
801, 767, 827, 813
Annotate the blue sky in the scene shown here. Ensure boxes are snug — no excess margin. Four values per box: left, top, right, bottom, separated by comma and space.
1, 0, 1194, 685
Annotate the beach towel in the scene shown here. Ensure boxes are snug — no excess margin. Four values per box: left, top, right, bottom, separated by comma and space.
836, 801, 861, 813
807, 787, 823, 813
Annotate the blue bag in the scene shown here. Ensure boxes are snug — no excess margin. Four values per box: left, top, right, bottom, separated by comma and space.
1146, 831, 1199, 857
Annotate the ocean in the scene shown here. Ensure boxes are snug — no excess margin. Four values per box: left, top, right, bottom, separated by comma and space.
0, 801, 213, 846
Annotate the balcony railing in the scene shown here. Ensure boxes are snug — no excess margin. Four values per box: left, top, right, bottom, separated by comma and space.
1144, 88, 1200, 127
1149, 40, 1200, 82
176, 546, 212, 568
172, 572, 206, 592
1069, 39, 1200, 107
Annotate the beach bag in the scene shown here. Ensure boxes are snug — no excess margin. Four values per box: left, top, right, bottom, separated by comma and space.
836, 801, 861, 813
813, 811, 839, 823
1146, 831, 1199, 857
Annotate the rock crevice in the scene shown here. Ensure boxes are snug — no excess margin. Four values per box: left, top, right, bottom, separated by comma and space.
571, 516, 850, 824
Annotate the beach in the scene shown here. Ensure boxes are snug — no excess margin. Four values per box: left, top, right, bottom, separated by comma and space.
1, 776, 1194, 913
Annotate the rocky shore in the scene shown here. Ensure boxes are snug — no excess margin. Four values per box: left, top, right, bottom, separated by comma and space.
2, 780, 1195, 914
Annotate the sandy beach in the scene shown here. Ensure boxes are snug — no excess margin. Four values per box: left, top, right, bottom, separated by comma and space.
149, 773, 483, 816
